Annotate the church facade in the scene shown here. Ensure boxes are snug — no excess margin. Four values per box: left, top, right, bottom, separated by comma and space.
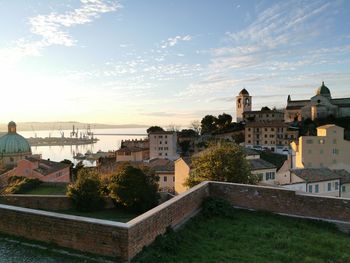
285, 82, 350, 122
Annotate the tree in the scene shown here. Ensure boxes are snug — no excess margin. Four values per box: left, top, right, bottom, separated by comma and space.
147, 126, 164, 134
186, 142, 258, 187
191, 120, 202, 135
179, 140, 191, 156
178, 129, 197, 138
216, 113, 232, 130
232, 132, 245, 144
67, 169, 104, 211
109, 165, 159, 213
201, 115, 218, 134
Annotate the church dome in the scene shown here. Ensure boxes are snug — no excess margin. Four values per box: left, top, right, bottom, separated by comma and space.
0, 122, 31, 156
239, 88, 249, 95
316, 82, 331, 97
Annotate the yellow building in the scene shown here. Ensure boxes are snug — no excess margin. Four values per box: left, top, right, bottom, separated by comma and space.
291, 124, 350, 171
245, 122, 298, 154
174, 157, 191, 194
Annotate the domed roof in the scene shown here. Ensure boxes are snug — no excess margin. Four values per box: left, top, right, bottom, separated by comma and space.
0, 122, 31, 155
316, 82, 331, 97
239, 88, 249, 95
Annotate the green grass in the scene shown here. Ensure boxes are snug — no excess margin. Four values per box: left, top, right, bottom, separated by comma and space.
53, 208, 137, 223
133, 209, 350, 263
22, 184, 67, 195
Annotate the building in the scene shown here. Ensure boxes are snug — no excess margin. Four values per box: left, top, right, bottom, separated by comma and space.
245, 121, 299, 154
116, 147, 149, 162
248, 158, 277, 185
278, 168, 342, 197
148, 158, 175, 193
291, 125, 350, 171
236, 88, 252, 122
243, 108, 285, 123
285, 82, 350, 122
149, 131, 178, 160
0, 121, 32, 169
121, 139, 149, 149
2, 156, 71, 183
174, 157, 191, 194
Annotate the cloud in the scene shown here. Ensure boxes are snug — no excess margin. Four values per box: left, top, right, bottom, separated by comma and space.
161, 35, 192, 49
0, 0, 121, 62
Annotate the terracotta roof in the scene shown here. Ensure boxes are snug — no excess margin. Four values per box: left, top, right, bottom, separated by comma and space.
291, 168, 341, 183
248, 159, 276, 171
148, 158, 174, 172
26, 158, 70, 176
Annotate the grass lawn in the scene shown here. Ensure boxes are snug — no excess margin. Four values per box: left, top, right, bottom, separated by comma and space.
53, 208, 138, 223
133, 209, 350, 263
22, 184, 67, 195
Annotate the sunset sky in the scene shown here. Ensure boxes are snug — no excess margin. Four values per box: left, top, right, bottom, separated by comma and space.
1, 0, 350, 126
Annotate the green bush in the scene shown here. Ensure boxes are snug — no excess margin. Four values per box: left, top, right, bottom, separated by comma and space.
66, 169, 104, 211
109, 165, 159, 213
3, 176, 42, 194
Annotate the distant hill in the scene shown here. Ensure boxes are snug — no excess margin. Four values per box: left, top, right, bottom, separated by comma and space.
0, 122, 148, 132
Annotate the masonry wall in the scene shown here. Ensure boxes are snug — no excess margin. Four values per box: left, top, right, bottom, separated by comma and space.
1, 181, 350, 262
126, 181, 210, 260
210, 182, 350, 222
0, 195, 114, 211
0, 204, 129, 259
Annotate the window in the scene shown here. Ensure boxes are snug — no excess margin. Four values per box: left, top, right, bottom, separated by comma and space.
328, 183, 331, 191
333, 139, 337, 144
264, 134, 267, 138
335, 182, 339, 190
257, 134, 260, 139
173, 177, 175, 182
315, 184, 319, 193
306, 139, 313, 144
165, 153, 168, 156
164, 176, 167, 182
159, 135, 163, 138
165, 135, 168, 138
271, 128, 274, 131
332, 149, 339, 155
248, 134, 251, 138
266, 172, 275, 180
248, 128, 251, 131
248, 140, 251, 143
320, 149, 323, 154
160, 141, 162, 144
308, 185, 313, 193
158, 147, 163, 150
308, 149, 312, 154
165, 141, 168, 144
159, 153, 162, 156
265, 141, 268, 144
342, 185, 346, 192
265, 128, 268, 131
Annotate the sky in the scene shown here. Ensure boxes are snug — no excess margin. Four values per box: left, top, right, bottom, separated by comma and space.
0, 0, 350, 126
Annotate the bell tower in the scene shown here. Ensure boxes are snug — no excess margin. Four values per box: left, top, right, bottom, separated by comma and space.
236, 88, 252, 122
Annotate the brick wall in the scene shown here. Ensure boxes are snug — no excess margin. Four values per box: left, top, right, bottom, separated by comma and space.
1, 181, 350, 261
126, 182, 210, 260
0, 195, 73, 210
209, 182, 350, 222
0, 204, 129, 259
0, 195, 115, 211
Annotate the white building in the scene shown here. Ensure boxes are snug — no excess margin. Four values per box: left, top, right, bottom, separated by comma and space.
149, 131, 179, 160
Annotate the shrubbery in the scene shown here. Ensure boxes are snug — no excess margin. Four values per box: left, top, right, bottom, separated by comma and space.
67, 169, 104, 211
108, 165, 159, 213
2, 176, 42, 194
201, 197, 234, 218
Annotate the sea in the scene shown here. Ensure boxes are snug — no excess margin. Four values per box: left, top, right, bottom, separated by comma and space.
19, 128, 147, 166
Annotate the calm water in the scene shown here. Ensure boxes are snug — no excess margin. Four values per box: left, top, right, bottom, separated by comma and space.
19, 128, 146, 166
0, 235, 115, 263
